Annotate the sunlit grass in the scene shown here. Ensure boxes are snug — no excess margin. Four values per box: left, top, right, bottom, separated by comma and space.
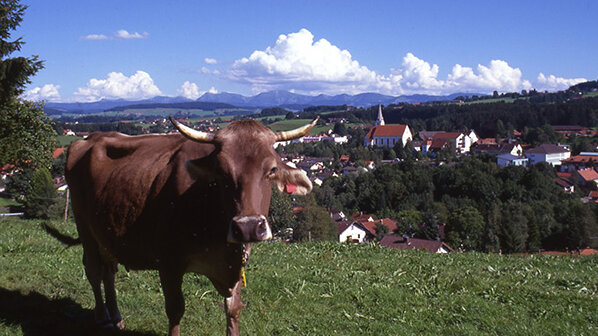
0, 218, 596, 335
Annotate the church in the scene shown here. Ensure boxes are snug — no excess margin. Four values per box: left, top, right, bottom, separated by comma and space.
364, 105, 412, 148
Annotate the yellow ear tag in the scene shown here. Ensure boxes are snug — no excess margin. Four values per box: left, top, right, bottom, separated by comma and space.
241, 267, 247, 287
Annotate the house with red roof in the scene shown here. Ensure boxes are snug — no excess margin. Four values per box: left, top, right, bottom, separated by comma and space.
364, 105, 412, 148
52, 147, 66, 159
575, 168, 598, 187
419, 131, 475, 154
380, 235, 454, 253
336, 221, 372, 243
560, 153, 598, 173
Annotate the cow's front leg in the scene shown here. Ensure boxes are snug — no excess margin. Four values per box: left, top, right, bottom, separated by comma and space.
224, 280, 243, 336
159, 268, 185, 336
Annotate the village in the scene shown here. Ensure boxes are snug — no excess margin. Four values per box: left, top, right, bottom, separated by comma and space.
6, 103, 596, 256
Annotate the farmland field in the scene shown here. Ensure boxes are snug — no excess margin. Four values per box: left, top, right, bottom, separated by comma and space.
268, 119, 331, 135
0, 218, 596, 335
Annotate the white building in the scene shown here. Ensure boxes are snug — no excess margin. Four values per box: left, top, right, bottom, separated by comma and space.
497, 153, 529, 168
525, 144, 571, 166
364, 105, 412, 148
337, 221, 370, 243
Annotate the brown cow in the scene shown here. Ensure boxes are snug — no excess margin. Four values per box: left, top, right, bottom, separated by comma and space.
65, 117, 318, 336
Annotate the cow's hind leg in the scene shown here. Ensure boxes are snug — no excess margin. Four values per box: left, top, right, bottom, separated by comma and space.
82, 247, 112, 328
159, 268, 185, 336
103, 262, 124, 329
224, 280, 243, 336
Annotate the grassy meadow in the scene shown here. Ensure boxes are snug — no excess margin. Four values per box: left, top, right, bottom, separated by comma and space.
0, 218, 596, 335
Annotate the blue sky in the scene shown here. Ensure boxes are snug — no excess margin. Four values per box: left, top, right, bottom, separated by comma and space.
16, 0, 598, 102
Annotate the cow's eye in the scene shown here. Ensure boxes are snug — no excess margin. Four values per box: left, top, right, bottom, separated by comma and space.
268, 166, 278, 177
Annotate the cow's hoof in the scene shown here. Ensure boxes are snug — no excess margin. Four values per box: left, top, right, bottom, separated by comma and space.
114, 319, 126, 330
96, 319, 114, 329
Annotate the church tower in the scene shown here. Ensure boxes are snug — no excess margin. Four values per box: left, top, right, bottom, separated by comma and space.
375, 104, 385, 126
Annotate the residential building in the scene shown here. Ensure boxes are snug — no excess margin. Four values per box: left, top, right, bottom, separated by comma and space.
560, 153, 598, 172
337, 221, 372, 243
380, 235, 454, 253
575, 168, 598, 187
497, 153, 529, 168
419, 131, 474, 154
525, 144, 570, 166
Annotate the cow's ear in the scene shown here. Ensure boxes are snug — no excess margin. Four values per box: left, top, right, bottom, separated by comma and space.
275, 168, 312, 195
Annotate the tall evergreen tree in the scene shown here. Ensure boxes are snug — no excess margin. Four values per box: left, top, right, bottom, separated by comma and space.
0, 0, 55, 170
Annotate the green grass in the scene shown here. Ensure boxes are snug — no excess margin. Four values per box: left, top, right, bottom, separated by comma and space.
0, 197, 19, 213
268, 119, 331, 135
56, 135, 83, 147
0, 218, 596, 335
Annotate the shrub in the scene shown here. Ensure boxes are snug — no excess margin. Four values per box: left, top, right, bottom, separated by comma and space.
23, 168, 57, 219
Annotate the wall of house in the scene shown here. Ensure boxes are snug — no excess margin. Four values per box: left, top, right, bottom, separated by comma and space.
339, 225, 367, 243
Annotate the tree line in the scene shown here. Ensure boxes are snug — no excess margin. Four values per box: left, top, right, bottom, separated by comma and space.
311, 158, 597, 253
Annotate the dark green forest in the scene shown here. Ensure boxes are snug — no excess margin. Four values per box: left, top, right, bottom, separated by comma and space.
311, 158, 597, 253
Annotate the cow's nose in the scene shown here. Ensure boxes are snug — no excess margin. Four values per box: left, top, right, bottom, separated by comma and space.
227, 215, 273, 243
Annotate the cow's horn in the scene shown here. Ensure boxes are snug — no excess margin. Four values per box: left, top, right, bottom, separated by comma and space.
169, 116, 215, 143
274, 116, 319, 142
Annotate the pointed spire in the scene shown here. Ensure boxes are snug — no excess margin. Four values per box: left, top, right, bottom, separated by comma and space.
376, 104, 385, 126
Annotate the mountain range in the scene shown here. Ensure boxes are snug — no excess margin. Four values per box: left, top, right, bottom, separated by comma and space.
44, 90, 478, 115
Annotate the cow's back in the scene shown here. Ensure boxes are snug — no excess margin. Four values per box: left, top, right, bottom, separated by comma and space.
66, 132, 213, 268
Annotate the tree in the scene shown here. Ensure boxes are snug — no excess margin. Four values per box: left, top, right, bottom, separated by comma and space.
332, 122, 348, 136
294, 194, 337, 242
268, 186, 297, 235
445, 205, 485, 251
499, 201, 530, 253
23, 167, 57, 219
0, 1, 56, 170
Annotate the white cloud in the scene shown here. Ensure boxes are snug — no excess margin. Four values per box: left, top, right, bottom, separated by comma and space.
73, 71, 161, 102
230, 28, 384, 94
229, 28, 543, 95
201, 66, 220, 75
178, 81, 200, 99
177, 81, 218, 99
204, 58, 218, 65
535, 73, 587, 91
80, 30, 148, 41
391, 53, 443, 92
115, 30, 149, 40
21, 84, 61, 102
446, 59, 532, 94
80, 34, 110, 41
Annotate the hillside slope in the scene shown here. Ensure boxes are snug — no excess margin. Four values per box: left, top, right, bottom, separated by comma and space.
0, 218, 595, 335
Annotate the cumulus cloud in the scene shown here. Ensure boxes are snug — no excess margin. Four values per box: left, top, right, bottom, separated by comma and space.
81, 30, 149, 41
535, 73, 587, 91
391, 53, 443, 92
230, 28, 384, 94
73, 71, 161, 102
178, 81, 200, 99
445, 59, 532, 93
228, 28, 544, 95
204, 58, 218, 65
177, 81, 218, 99
21, 84, 61, 102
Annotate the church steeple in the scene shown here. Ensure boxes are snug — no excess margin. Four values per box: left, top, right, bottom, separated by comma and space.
376, 104, 385, 126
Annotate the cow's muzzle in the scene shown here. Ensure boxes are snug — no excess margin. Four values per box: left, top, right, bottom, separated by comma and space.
227, 215, 272, 243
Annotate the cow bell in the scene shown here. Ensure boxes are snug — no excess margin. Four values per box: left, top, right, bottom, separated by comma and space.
227, 215, 273, 243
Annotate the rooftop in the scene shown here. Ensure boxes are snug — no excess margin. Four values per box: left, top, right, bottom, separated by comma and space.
526, 144, 569, 154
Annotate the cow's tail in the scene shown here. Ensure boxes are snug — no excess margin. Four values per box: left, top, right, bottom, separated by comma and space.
41, 221, 81, 247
